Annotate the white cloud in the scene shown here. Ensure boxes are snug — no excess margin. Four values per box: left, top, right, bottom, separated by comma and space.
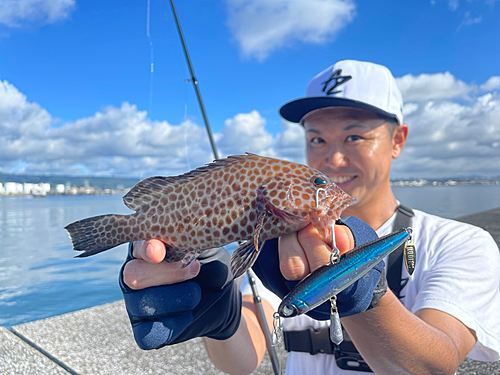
393, 90, 500, 178
456, 11, 482, 31
274, 121, 306, 162
393, 72, 500, 177
396, 72, 473, 102
480, 76, 500, 91
2, 72, 500, 180
0, 0, 75, 27
448, 0, 459, 11
225, 0, 356, 61
217, 110, 275, 156
0, 82, 214, 177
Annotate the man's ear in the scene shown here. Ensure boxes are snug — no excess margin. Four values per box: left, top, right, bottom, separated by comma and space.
392, 124, 408, 159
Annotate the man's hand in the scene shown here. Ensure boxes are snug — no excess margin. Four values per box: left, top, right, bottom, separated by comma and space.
252, 217, 385, 319
122, 240, 200, 290
278, 223, 355, 280
120, 241, 242, 350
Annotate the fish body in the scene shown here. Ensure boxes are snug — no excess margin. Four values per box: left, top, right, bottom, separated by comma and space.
65, 153, 355, 278
278, 228, 412, 317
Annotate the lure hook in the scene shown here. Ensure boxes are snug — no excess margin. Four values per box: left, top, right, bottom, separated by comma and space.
272, 312, 283, 347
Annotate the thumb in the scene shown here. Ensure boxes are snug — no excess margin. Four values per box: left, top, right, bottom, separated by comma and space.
334, 224, 355, 257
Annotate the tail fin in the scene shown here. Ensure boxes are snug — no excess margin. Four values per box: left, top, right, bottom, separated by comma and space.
65, 214, 135, 257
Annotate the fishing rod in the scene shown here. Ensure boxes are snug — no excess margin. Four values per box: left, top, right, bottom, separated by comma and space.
169, 0, 219, 160
168, 1, 281, 374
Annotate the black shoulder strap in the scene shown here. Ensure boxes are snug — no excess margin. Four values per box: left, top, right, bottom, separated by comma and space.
387, 204, 414, 299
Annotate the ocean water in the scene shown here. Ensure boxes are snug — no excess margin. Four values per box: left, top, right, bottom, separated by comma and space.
1, 185, 500, 328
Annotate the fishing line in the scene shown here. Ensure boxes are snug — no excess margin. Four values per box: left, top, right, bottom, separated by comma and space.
183, 102, 192, 171
146, 0, 154, 118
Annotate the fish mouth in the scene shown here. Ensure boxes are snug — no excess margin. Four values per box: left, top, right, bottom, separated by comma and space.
315, 186, 356, 213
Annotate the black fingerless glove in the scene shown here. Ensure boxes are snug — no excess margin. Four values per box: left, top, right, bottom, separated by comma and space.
252, 216, 387, 319
119, 246, 242, 350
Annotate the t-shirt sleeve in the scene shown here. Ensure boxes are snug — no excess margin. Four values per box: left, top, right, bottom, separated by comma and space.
411, 220, 500, 361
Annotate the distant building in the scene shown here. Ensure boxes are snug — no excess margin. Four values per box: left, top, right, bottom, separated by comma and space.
5, 182, 23, 194
23, 183, 35, 194
56, 184, 65, 194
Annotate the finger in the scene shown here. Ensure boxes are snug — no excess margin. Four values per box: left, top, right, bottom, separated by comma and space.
296, 224, 332, 274
123, 258, 201, 290
279, 231, 310, 281
334, 224, 355, 256
279, 223, 356, 281
132, 239, 166, 263
299, 224, 356, 273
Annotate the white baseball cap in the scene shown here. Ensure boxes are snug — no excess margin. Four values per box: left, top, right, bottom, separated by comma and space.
280, 60, 404, 125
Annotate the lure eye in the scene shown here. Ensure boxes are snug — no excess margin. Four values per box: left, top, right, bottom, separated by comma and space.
279, 304, 298, 317
312, 176, 327, 187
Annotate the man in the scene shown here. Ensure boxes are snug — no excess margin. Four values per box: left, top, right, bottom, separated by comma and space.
121, 60, 500, 374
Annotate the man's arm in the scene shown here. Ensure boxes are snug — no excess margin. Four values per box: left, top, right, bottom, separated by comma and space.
342, 290, 477, 375
203, 295, 275, 375
278, 225, 478, 375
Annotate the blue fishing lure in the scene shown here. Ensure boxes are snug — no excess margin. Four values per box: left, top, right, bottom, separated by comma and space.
278, 228, 412, 318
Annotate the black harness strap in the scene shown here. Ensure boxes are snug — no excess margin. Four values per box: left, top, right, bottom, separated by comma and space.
387, 204, 414, 299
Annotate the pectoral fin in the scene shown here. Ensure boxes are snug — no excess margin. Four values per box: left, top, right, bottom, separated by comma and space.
230, 239, 265, 279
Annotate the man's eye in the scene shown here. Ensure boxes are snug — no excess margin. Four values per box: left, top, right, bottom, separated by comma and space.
346, 135, 363, 142
310, 137, 325, 144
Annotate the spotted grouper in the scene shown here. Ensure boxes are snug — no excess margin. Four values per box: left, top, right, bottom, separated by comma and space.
65, 153, 355, 278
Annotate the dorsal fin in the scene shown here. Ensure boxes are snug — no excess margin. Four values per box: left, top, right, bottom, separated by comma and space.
122, 154, 262, 211
123, 176, 177, 211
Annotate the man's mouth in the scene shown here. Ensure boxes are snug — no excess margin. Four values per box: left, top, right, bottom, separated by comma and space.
330, 175, 355, 184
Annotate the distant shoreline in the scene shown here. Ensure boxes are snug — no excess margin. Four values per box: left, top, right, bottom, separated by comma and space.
0, 189, 130, 198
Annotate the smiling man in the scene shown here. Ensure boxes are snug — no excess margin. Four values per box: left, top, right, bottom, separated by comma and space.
270, 60, 500, 373
120, 60, 500, 374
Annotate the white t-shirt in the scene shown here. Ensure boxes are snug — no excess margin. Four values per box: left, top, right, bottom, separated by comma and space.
240, 209, 500, 374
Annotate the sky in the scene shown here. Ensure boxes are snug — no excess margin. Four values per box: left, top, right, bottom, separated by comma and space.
0, 0, 499, 180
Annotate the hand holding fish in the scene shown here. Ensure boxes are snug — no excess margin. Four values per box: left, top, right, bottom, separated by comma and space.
123, 239, 200, 290
278, 223, 354, 281
120, 243, 242, 350
251, 216, 386, 320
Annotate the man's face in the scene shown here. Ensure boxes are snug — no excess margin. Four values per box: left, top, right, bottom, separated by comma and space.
303, 107, 405, 212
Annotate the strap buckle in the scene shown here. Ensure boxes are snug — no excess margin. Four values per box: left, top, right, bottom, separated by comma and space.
283, 327, 334, 355
308, 327, 334, 355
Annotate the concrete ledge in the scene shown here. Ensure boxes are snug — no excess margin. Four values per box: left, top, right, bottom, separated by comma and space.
0, 326, 69, 374
11, 300, 288, 374
2, 206, 499, 374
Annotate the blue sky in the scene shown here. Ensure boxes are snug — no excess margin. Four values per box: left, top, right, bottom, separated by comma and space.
0, 0, 499, 179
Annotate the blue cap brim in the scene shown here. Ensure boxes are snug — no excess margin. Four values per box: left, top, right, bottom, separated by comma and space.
279, 97, 399, 125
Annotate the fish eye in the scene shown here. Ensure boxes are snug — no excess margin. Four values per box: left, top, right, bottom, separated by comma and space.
312, 176, 327, 187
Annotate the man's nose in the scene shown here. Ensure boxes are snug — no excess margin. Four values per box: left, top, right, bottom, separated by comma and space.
326, 148, 348, 167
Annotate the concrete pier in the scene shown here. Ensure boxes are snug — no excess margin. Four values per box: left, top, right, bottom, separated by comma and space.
2, 207, 500, 374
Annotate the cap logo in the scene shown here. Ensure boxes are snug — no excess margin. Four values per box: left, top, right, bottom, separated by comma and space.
321, 69, 352, 95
